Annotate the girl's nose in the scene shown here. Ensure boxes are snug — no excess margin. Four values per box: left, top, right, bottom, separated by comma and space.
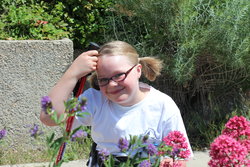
108, 80, 119, 86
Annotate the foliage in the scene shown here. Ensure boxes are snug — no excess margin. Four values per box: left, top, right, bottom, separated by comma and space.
101, 131, 191, 167
46, 0, 114, 48
41, 95, 89, 167
0, 132, 92, 166
208, 116, 250, 166
0, 0, 114, 48
0, 1, 69, 40
101, 0, 250, 149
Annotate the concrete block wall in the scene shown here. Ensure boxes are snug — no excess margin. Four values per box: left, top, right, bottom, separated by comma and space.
0, 39, 73, 148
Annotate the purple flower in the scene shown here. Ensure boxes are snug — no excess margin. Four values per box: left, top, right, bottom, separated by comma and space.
147, 143, 157, 156
41, 96, 52, 113
98, 148, 110, 161
118, 137, 129, 152
71, 129, 88, 141
81, 105, 87, 112
139, 160, 151, 167
171, 147, 180, 157
29, 124, 43, 138
0, 129, 7, 140
73, 104, 79, 111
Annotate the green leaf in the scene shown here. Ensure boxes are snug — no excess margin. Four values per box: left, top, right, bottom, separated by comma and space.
46, 132, 55, 145
70, 126, 83, 138
50, 137, 64, 149
57, 113, 65, 124
75, 112, 89, 117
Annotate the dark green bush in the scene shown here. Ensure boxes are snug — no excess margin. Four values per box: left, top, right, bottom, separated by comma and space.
42, 0, 114, 48
0, 0, 114, 48
0, 1, 69, 40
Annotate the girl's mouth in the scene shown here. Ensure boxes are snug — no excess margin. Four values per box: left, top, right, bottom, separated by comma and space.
108, 87, 125, 95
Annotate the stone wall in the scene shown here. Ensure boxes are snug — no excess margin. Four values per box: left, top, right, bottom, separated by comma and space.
0, 39, 73, 148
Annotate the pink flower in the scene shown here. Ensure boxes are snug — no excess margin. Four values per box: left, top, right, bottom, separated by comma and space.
160, 159, 183, 167
163, 131, 191, 159
36, 20, 48, 25
208, 135, 248, 167
222, 116, 250, 140
240, 138, 250, 153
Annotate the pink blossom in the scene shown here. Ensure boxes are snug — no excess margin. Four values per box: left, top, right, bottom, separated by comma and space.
163, 131, 191, 159
178, 149, 191, 159
222, 116, 250, 140
160, 159, 183, 167
208, 135, 248, 167
240, 138, 250, 153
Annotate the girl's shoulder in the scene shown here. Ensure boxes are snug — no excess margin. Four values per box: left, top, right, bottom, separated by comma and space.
144, 84, 178, 108
81, 88, 107, 104
147, 85, 173, 100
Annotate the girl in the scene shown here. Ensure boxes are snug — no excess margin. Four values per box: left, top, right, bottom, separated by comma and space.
40, 41, 193, 166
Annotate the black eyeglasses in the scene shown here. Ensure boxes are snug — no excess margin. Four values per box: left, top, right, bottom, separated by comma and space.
97, 65, 137, 87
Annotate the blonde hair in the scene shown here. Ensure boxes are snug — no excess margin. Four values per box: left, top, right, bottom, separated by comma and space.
89, 41, 163, 89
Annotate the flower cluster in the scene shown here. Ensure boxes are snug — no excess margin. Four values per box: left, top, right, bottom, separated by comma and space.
29, 124, 43, 139
222, 116, 250, 140
162, 131, 191, 160
71, 129, 88, 141
102, 131, 191, 167
208, 116, 250, 167
139, 160, 151, 167
34, 20, 48, 27
41, 96, 52, 114
147, 143, 158, 156
0, 129, 7, 140
40, 95, 88, 166
98, 148, 110, 161
73, 96, 87, 113
118, 137, 129, 152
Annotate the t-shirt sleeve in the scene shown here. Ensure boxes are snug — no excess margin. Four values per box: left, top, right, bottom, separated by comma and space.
72, 88, 98, 129
162, 96, 194, 158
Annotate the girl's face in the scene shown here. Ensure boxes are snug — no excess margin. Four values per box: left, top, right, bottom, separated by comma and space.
96, 55, 142, 106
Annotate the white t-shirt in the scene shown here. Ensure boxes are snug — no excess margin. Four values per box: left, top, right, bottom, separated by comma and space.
72, 83, 193, 156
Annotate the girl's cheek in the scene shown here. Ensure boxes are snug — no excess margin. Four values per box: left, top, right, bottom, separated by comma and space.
100, 87, 106, 94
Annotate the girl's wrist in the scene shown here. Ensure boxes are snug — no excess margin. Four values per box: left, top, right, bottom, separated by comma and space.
66, 65, 88, 81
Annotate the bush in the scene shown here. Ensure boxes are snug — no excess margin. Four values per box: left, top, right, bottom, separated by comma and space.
0, 0, 114, 48
0, 1, 69, 40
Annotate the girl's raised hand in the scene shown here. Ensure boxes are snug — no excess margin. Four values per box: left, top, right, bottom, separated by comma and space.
68, 50, 99, 80
40, 50, 99, 126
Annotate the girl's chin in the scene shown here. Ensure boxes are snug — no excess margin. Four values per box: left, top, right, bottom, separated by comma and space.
110, 95, 131, 106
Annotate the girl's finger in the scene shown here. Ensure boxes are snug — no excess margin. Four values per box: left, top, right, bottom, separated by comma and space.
85, 50, 99, 56
90, 56, 98, 62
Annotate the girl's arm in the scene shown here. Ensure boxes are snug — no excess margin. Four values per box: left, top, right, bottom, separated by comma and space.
40, 50, 99, 126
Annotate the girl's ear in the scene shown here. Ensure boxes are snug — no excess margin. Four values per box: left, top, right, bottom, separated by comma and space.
136, 64, 142, 78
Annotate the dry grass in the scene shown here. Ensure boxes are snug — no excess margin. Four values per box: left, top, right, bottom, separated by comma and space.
0, 138, 92, 166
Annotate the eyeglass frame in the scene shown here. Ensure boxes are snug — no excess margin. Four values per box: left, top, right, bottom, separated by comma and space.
97, 64, 137, 87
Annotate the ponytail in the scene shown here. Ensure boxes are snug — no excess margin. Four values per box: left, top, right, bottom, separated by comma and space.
88, 73, 100, 90
139, 57, 163, 81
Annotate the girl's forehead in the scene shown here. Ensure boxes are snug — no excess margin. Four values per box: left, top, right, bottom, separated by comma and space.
97, 55, 133, 75
98, 55, 132, 66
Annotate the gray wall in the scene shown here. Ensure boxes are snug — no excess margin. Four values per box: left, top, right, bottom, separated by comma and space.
0, 39, 73, 148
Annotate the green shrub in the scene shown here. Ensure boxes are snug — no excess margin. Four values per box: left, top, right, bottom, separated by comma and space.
0, 1, 69, 40
0, 0, 114, 48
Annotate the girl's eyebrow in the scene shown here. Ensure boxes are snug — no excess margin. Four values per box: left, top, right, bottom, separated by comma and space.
97, 70, 125, 78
